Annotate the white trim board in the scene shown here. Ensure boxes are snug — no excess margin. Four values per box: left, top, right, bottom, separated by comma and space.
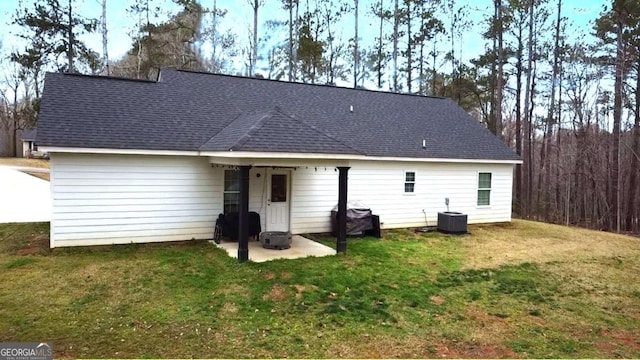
40, 146, 522, 165
39, 146, 199, 156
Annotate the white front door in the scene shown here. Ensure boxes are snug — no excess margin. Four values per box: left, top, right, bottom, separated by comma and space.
266, 170, 290, 232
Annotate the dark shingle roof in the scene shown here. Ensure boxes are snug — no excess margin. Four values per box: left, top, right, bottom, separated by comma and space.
22, 128, 37, 141
200, 108, 362, 154
37, 69, 520, 161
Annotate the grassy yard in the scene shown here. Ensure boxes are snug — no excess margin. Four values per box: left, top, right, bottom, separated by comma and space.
0, 220, 639, 358
0, 157, 50, 181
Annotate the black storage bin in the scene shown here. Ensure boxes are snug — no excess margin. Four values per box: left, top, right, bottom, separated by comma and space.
364, 215, 381, 238
220, 212, 261, 240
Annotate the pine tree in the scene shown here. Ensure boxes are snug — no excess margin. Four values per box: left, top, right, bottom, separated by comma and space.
12, 0, 99, 73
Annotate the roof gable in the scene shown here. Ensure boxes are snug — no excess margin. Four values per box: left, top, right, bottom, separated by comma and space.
22, 128, 37, 141
200, 108, 362, 154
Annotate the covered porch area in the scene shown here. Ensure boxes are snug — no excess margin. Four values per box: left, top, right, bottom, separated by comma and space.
213, 234, 336, 262
207, 154, 351, 263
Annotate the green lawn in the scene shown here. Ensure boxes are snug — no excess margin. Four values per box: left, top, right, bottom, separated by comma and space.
1, 220, 639, 358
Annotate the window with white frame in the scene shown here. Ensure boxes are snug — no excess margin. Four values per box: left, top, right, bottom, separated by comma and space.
404, 171, 416, 193
477, 172, 492, 206
223, 170, 239, 214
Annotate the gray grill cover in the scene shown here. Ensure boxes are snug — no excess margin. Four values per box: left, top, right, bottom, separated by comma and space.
331, 201, 373, 236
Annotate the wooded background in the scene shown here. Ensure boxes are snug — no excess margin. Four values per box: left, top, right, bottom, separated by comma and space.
1, 0, 638, 234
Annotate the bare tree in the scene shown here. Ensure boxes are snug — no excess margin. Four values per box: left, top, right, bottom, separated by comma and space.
99, 0, 109, 75
248, 0, 264, 76
392, 0, 399, 91
612, 1, 624, 232
353, 0, 359, 88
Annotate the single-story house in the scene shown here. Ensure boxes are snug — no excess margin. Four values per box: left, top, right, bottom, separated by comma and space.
21, 127, 47, 158
37, 68, 521, 261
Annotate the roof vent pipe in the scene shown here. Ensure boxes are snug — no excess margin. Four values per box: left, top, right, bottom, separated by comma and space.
350, 105, 353, 112
422, 139, 427, 149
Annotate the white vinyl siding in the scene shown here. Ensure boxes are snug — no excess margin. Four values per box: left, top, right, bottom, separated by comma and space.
290, 164, 339, 234
289, 161, 514, 234
50, 153, 221, 247
348, 161, 512, 228
49, 154, 514, 246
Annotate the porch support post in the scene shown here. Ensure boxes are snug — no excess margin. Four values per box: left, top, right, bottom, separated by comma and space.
337, 166, 350, 253
237, 165, 251, 263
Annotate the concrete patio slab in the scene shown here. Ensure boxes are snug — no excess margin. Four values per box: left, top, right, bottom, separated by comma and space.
0, 167, 51, 223
213, 235, 336, 262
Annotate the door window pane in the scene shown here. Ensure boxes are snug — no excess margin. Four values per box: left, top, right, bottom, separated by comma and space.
271, 174, 287, 202
224, 170, 239, 191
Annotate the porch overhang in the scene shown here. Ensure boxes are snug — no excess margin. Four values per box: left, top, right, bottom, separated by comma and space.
202, 151, 522, 165
206, 154, 350, 167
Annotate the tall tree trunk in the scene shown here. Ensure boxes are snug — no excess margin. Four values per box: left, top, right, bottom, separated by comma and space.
449, 0, 456, 77
528, 47, 537, 217
212, 0, 218, 71
488, 1, 498, 135
354, 0, 359, 88
523, 0, 534, 218
515, 20, 523, 215
10, 82, 19, 157
419, 0, 425, 95
626, 61, 640, 231
377, 0, 384, 88
67, 0, 74, 73
542, 0, 562, 221
495, 0, 504, 138
406, 1, 412, 93
554, 45, 564, 223
288, 0, 293, 81
432, 40, 437, 95
101, 0, 109, 75
251, 0, 259, 77
612, 8, 623, 233
393, 0, 399, 92
294, 1, 299, 80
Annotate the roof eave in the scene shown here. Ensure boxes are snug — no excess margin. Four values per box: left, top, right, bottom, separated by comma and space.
38, 146, 200, 156
202, 150, 523, 164
39, 146, 522, 164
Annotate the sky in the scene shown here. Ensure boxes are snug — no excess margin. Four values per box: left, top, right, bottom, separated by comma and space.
0, 0, 609, 78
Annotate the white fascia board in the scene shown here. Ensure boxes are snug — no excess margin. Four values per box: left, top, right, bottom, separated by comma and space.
39, 146, 200, 156
201, 151, 523, 165
208, 156, 350, 167
41, 147, 522, 165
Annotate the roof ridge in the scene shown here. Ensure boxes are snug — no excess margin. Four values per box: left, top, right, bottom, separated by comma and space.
230, 112, 273, 150
167, 67, 448, 100
271, 108, 366, 155
56, 72, 158, 83
198, 113, 241, 150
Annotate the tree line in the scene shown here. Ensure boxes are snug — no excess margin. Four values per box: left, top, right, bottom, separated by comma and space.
1, 0, 638, 234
